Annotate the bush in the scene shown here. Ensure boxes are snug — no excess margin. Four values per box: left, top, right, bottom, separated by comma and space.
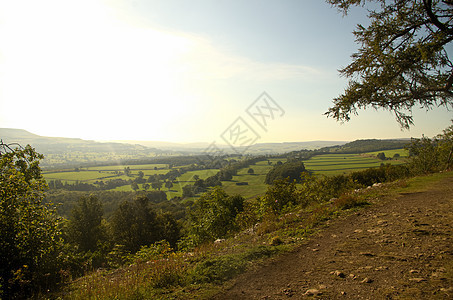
260, 178, 298, 214
189, 188, 245, 244
265, 161, 306, 184
333, 194, 369, 210
0, 144, 66, 298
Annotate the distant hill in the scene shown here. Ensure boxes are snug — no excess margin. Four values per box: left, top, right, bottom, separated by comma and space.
115, 140, 348, 154
0, 128, 164, 169
320, 139, 411, 154
0, 128, 157, 154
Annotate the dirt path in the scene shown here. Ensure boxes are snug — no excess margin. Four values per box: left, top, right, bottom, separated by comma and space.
213, 176, 453, 299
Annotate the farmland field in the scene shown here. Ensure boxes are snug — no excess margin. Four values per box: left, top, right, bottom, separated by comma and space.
222, 159, 281, 199
365, 148, 409, 157
42, 152, 408, 199
304, 152, 407, 176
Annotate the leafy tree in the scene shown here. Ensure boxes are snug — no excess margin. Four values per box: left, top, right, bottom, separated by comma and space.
326, 0, 453, 128
110, 196, 159, 253
260, 178, 298, 214
247, 168, 255, 174
165, 181, 173, 190
437, 122, 453, 170
152, 181, 162, 190
0, 143, 65, 298
265, 161, 306, 184
66, 195, 106, 253
156, 212, 181, 248
408, 122, 453, 173
194, 178, 206, 188
124, 166, 131, 176
189, 187, 244, 244
182, 185, 195, 198
131, 182, 139, 191
376, 152, 386, 160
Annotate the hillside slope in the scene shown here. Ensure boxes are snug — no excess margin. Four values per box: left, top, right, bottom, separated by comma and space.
214, 175, 453, 299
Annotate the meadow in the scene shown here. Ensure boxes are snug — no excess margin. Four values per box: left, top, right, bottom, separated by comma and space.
42, 150, 408, 198
303, 152, 407, 176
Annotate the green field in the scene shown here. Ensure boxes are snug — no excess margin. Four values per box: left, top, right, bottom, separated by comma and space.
366, 148, 409, 157
221, 159, 281, 199
87, 164, 168, 171
42, 152, 408, 199
304, 152, 407, 176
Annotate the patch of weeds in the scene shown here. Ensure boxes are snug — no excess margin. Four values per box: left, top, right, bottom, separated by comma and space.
189, 245, 281, 285
333, 194, 369, 210
242, 245, 279, 260
270, 236, 284, 246
190, 255, 246, 284
127, 288, 146, 300
255, 213, 279, 235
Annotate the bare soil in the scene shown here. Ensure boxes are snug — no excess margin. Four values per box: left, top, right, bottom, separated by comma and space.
213, 176, 453, 299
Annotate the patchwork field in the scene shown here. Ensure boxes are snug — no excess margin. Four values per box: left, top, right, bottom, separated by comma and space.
222, 159, 280, 199
42, 151, 408, 199
304, 153, 407, 176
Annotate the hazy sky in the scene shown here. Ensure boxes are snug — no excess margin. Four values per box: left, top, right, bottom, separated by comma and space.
0, 0, 451, 143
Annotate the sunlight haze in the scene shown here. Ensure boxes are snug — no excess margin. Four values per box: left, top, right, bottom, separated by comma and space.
0, 0, 451, 143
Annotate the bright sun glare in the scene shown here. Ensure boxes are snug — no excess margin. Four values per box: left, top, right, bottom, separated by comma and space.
0, 0, 201, 141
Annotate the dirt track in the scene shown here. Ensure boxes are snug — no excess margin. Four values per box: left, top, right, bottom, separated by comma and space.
213, 176, 453, 299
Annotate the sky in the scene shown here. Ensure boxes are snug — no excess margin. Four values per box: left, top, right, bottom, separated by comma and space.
0, 0, 451, 144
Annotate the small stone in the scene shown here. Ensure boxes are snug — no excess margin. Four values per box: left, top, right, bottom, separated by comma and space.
340, 291, 346, 295
331, 270, 346, 278
281, 288, 294, 296
361, 277, 373, 283
409, 269, 419, 273
304, 288, 322, 296
349, 274, 357, 279
409, 278, 426, 283
354, 229, 363, 233
440, 287, 453, 292
318, 284, 327, 290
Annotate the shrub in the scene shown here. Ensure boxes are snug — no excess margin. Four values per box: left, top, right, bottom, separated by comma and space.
333, 194, 369, 210
265, 161, 306, 184
260, 178, 298, 214
189, 188, 245, 244
0, 144, 66, 298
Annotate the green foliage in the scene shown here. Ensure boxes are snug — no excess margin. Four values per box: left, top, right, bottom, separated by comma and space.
326, 0, 453, 128
265, 161, 306, 184
376, 152, 386, 160
110, 196, 160, 253
260, 178, 299, 214
110, 196, 181, 254
66, 195, 107, 253
332, 194, 369, 210
408, 124, 453, 174
0, 144, 65, 298
188, 187, 245, 244
298, 172, 354, 205
190, 245, 279, 284
437, 124, 453, 170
